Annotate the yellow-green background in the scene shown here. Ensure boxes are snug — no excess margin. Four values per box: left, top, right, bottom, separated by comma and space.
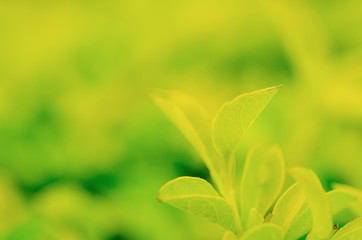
0, 0, 361, 239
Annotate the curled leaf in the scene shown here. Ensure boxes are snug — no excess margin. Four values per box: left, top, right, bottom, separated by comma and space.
289, 167, 333, 239
240, 145, 285, 228
284, 188, 356, 240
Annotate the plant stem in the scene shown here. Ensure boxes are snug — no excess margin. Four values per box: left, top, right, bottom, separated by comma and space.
224, 176, 243, 237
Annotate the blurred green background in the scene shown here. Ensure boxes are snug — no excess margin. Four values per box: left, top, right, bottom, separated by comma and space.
0, 0, 361, 239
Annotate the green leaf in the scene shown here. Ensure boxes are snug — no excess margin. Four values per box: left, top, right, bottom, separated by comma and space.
240, 145, 285, 228
333, 184, 362, 215
331, 217, 362, 240
223, 231, 238, 240
246, 208, 264, 231
150, 90, 224, 192
289, 167, 333, 239
157, 177, 235, 231
212, 85, 281, 172
271, 183, 306, 234
284, 188, 356, 240
241, 224, 283, 240
327, 189, 356, 216
284, 202, 311, 240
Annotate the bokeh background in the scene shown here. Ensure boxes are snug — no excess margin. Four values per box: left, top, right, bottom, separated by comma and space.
0, 0, 361, 239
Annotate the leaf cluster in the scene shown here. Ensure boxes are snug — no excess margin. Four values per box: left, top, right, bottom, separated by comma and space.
151, 86, 362, 240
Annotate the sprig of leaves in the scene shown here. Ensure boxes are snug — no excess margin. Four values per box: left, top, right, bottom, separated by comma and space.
151, 86, 362, 239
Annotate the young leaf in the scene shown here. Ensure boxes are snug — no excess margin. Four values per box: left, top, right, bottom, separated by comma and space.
240, 145, 285, 228
271, 183, 306, 234
331, 217, 362, 240
223, 231, 238, 240
157, 177, 235, 231
284, 189, 356, 240
327, 189, 356, 216
289, 167, 333, 239
241, 224, 283, 240
333, 184, 362, 215
150, 90, 224, 193
212, 85, 281, 171
284, 203, 312, 240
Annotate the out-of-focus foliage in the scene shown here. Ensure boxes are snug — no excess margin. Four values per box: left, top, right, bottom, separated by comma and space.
0, 0, 361, 239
